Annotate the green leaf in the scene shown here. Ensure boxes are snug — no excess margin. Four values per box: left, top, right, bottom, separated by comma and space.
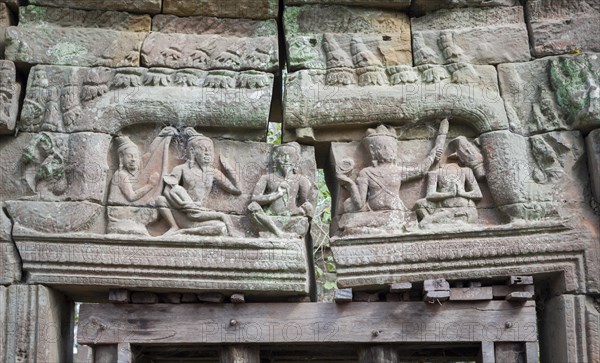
323, 281, 337, 290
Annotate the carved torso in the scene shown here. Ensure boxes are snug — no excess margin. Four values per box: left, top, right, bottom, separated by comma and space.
172, 163, 215, 206
358, 165, 405, 211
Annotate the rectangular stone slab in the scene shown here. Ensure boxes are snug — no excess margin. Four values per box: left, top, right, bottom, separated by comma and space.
587, 129, 600, 201
141, 32, 278, 72
19, 5, 151, 32
526, 0, 600, 57
0, 60, 20, 134
28, 0, 161, 14
329, 222, 599, 294
14, 233, 310, 296
162, 0, 279, 19
0, 132, 111, 203
0, 209, 21, 285
284, 5, 411, 71
411, 6, 530, 65
152, 14, 278, 37
5, 26, 146, 67
284, 64, 508, 140
20, 65, 274, 138
286, 0, 410, 9
410, 0, 519, 16
498, 53, 600, 135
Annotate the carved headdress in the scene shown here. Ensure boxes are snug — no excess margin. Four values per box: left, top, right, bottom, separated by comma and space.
363, 125, 398, 143
115, 136, 138, 155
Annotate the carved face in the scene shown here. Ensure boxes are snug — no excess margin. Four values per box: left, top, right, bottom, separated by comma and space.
189, 139, 214, 166
274, 145, 299, 172
121, 147, 140, 173
369, 137, 397, 164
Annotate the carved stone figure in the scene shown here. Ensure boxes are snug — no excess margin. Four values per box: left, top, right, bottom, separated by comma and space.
413, 150, 483, 228
159, 128, 241, 236
248, 142, 315, 238
20, 132, 68, 199
335, 120, 448, 234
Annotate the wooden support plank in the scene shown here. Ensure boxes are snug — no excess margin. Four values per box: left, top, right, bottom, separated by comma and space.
479, 342, 495, 363
117, 343, 132, 363
492, 285, 534, 299
525, 342, 539, 363
424, 290, 450, 302
450, 287, 493, 301
94, 345, 118, 363
220, 345, 260, 363
510, 276, 533, 285
506, 292, 534, 301
78, 301, 537, 345
197, 292, 226, 303
357, 345, 398, 363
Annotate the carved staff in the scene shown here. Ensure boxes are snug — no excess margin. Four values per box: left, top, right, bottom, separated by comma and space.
431, 118, 450, 169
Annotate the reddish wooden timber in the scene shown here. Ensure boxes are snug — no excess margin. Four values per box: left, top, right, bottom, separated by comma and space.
78, 301, 537, 345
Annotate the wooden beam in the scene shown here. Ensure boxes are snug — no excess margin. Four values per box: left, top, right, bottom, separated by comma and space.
78, 301, 537, 345
220, 345, 260, 363
525, 342, 539, 363
94, 345, 117, 363
478, 342, 495, 363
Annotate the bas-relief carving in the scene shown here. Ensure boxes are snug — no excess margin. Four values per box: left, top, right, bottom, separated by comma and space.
284, 5, 411, 72
20, 65, 273, 138
284, 63, 509, 141
499, 53, 599, 135
106, 127, 317, 239
0, 60, 20, 134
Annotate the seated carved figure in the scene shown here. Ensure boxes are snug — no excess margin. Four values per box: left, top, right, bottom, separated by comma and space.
335, 121, 447, 234
247, 142, 314, 238
107, 128, 178, 235
158, 128, 241, 236
413, 146, 483, 228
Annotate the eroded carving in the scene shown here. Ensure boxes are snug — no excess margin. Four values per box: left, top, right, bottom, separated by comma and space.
248, 142, 315, 238
0, 60, 20, 134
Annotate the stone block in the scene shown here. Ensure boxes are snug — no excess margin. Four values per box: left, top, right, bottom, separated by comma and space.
0, 207, 21, 285
144, 15, 278, 71
389, 282, 412, 292
526, 0, 600, 57
197, 292, 225, 303
287, 0, 410, 10
108, 289, 131, 304
20, 65, 274, 138
410, 0, 519, 16
0, 60, 20, 134
28, 0, 161, 14
587, 129, 600, 201
411, 6, 530, 65
19, 5, 151, 32
334, 288, 352, 302
284, 5, 411, 71
540, 294, 599, 363
498, 53, 600, 135
285, 64, 507, 141
0, 132, 111, 203
0, 3, 16, 58
231, 293, 245, 303
6, 6, 149, 67
0, 285, 72, 363
424, 278, 450, 291
449, 286, 493, 301
162, 0, 279, 19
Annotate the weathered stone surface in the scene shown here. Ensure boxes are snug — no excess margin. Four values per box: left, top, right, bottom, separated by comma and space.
587, 129, 600, 202
285, 64, 508, 141
499, 53, 600, 135
540, 295, 600, 363
28, 0, 161, 14
141, 33, 278, 72
0, 60, 20, 134
6, 26, 146, 67
14, 233, 310, 296
153, 14, 277, 37
0, 132, 111, 203
20, 65, 274, 138
411, 0, 519, 15
330, 223, 599, 294
19, 5, 151, 32
0, 285, 72, 363
411, 6, 530, 65
162, 0, 279, 19
526, 0, 600, 57
0, 207, 21, 285
285, 5, 411, 71
0, 3, 16, 58
6, 201, 105, 234
480, 130, 589, 221
287, 0, 410, 9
